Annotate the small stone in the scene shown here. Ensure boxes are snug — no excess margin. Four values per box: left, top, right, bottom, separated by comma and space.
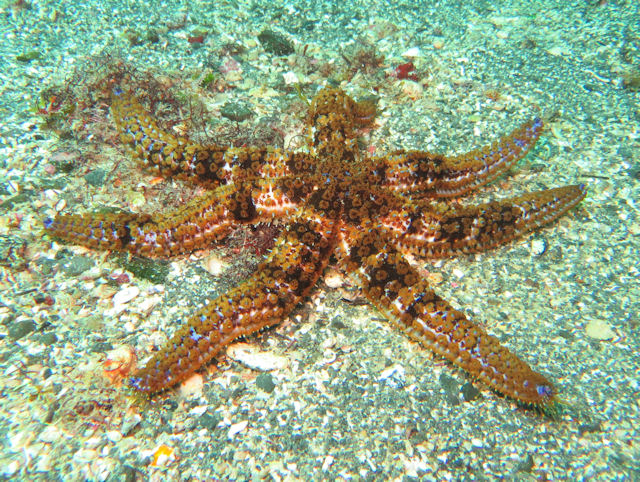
585, 319, 615, 340
516, 454, 534, 473
379, 364, 406, 389
8, 319, 36, 340
402, 47, 420, 58
257, 29, 294, 55
227, 343, 288, 371
531, 238, 547, 256
324, 269, 344, 288
578, 421, 602, 435
106, 431, 122, 443
227, 420, 248, 438
256, 373, 276, 393
73, 449, 97, 464
433, 39, 444, 50
179, 373, 204, 398
460, 382, 481, 402
439, 373, 460, 405
60, 255, 95, 276
38, 332, 58, 346
121, 413, 142, 436
84, 169, 107, 187
112, 286, 140, 306
401, 80, 423, 100
425, 272, 443, 285
199, 412, 222, 430
202, 253, 227, 276
220, 102, 254, 122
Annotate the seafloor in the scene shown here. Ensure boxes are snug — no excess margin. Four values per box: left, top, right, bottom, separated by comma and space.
1, 0, 638, 480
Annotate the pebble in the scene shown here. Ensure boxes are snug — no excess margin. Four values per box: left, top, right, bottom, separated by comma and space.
401, 80, 423, 100
379, 364, 406, 389
84, 169, 107, 187
324, 269, 344, 288
112, 286, 140, 306
433, 39, 444, 50
256, 372, 276, 393
8, 319, 36, 340
106, 431, 122, 443
121, 413, 142, 436
585, 319, 616, 341
202, 253, 227, 276
227, 420, 248, 438
227, 343, 288, 371
401, 47, 420, 58
179, 373, 204, 398
60, 255, 95, 276
73, 449, 97, 463
531, 238, 547, 256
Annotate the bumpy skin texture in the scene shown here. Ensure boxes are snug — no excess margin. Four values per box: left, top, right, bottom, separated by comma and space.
44, 87, 586, 408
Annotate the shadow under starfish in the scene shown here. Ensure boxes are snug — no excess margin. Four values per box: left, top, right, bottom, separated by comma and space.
43, 86, 586, 413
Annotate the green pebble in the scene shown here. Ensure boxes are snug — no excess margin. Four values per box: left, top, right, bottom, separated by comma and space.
9, 319, 37, 340
257, 29, 294, 56
220, 102, 254, 122
84, 169, 107, 187
256, 373, 276, 393
60, 255, 95, 276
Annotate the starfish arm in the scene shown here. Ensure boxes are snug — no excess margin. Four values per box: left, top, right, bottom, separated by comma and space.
43, 179, 306, 257
112, 92, 315, 188
379, 118, 543, 198
382, 184, 586, 258
337, 226, 555, 406
129, 210, 337, 393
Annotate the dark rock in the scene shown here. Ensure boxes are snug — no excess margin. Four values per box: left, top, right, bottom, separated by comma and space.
516, 454, 534, 473
119, 255, 169, 284
38, 332, 58, 346
84, 169, 107, 187
578, 421, 602, 435
460, 382, 481, 402
256, 372, 276, 393
257, 29, 294, 56
199, 411, 222, 430
439, 373, 460, 405
90, 341, 113, 353
60, 255, 95, 276
8, 319, 37, 340
220, 102, 254, 122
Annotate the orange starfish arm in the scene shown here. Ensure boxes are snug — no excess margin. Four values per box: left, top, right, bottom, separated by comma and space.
382, 184, 586, 258
379, 118, 544, 198
337, 225, 555, 407
112, 92, 316, 188
130, 210, 337, 393
43, 179, 307, 257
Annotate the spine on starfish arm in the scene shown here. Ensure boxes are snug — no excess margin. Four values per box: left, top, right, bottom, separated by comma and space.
338, 227, 556, 407
129, 211, 337, 393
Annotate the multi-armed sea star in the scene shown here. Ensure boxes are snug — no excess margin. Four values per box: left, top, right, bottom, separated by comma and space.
44, 86, 585, 409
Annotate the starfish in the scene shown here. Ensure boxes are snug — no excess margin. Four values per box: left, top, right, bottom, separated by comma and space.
44, 86, 585, 409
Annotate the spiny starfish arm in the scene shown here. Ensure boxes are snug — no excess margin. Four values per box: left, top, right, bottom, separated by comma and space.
306, 87, 376, 162
43, 180, 304, 257
112, 92, 315, 188
129, 209, 337, 393
336, 225, 555, 406
379, 118, 544, 198
381, 184, 586, 258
